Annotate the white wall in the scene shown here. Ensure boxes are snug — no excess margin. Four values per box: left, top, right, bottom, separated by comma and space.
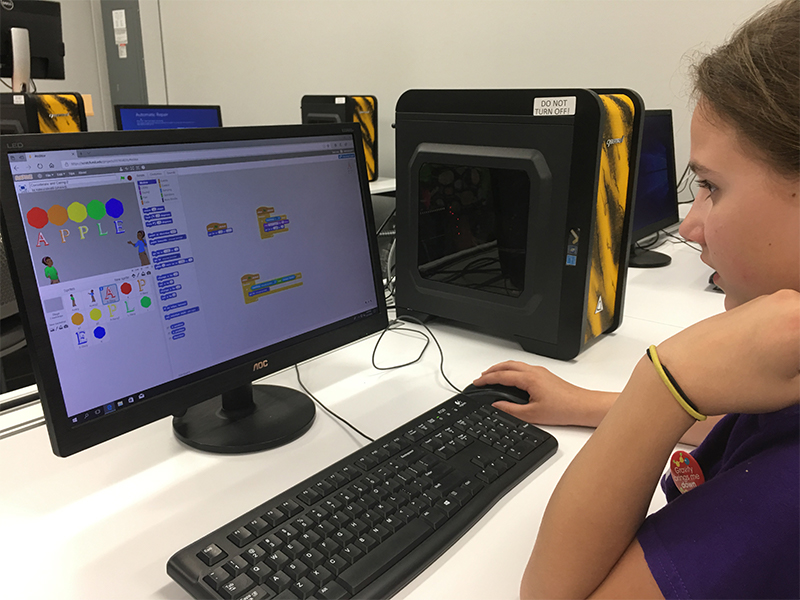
143, 0, 771, 178
44, 0, 771, 175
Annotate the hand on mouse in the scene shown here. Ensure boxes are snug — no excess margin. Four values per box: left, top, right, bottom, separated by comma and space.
473, 361, 616, 427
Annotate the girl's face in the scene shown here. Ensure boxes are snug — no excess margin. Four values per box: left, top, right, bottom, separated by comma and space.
679, 102, 800, 310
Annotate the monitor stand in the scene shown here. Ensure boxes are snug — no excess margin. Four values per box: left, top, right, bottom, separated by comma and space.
172, 383, 316, 453
629, 245, 672, 268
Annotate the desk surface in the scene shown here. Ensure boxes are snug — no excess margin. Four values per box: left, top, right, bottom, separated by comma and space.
0, 237, 723, 600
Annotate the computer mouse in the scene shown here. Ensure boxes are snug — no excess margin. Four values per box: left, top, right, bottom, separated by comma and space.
461, 383, 530, 405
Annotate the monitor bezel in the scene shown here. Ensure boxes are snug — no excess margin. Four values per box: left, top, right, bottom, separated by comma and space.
113, 104, 224, 131
630, 108, 680, 244
0, 123, 387, 457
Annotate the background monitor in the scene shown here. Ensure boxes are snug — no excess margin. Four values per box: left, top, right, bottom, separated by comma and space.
0, 0, 65, 92
628, 109, 680, 268
0, 123, 387, 457
114, 104, 223, 131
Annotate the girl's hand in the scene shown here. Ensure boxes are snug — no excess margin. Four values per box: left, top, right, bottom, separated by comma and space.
472, 361, 615, 427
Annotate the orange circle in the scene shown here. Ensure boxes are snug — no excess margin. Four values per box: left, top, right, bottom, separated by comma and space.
71, 313, 84, 325
48, 205, 69, 226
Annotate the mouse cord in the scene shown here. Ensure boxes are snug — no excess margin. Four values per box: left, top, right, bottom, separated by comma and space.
294, 364, 375, 444
371, 315, 464, 396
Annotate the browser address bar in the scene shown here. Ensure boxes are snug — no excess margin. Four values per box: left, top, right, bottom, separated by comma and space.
61, 141, 346, 170
63, 156, 142, 168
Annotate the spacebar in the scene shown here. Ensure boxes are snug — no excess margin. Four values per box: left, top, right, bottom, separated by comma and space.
338, 518, 433, 595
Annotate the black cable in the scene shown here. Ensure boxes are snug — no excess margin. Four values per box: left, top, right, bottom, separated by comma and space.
371, 320, 430, 370
294, 364, 375, 444
390, 315, 463, 395
665, 231, 701, 252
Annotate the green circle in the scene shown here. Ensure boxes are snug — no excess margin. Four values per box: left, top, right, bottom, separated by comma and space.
140, 296, 151, 308
87, 199, 106, 220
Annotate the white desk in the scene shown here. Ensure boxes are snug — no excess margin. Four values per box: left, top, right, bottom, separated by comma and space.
0, 238, 723, 600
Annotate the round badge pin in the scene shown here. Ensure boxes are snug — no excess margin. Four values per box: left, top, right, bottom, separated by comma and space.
670, 450, 705, 494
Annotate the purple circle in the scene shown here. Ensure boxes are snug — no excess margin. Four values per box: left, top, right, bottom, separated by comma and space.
105, 198, 124, 219
93, 326, 106, 339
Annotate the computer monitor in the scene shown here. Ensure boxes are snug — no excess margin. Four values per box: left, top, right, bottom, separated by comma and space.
0, 123, 387, 457
628, 109, 680, 268
0, 0, 65, 92
114, 105, 223, 131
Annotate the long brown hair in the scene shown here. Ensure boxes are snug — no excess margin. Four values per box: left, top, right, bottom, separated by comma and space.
692, 0, 799, 179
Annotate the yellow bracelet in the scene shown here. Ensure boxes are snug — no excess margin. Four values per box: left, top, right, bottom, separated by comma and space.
646, 345, 707, 421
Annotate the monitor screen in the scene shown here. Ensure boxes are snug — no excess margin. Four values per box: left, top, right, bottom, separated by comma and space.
0, 123, 387, 456
0, 0, 65, 80
628, 109, 679, 268
114, 105, 223, 131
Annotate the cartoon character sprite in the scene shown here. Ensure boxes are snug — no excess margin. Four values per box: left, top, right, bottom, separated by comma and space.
128, 230, 150, 266
89, 289, 96, 303
70, 294, 76, 307
42, 256, 59, 284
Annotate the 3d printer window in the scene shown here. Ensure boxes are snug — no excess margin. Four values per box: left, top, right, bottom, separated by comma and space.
417, 163, 530, 297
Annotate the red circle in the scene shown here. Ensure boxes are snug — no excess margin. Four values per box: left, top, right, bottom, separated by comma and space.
120, 282, 133, 295
26, 207, 49, 229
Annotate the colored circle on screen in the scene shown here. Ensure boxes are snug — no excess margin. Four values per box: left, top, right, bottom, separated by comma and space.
68, 202, 88, 223
141, 296, 152, 308
26, 207, 48, 229
93, 326, 106, 339
89, 308, 102, 321
120, 282, 132, 295
71, 313, 84, 326
48, 205, 68, 226
87, 199, 106, 220
106, 198, 124, 219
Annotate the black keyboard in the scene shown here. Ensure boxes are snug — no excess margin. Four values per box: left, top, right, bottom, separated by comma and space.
167, 391, 558, 600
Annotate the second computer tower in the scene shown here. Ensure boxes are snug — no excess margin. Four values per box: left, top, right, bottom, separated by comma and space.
394, 88, 643, 360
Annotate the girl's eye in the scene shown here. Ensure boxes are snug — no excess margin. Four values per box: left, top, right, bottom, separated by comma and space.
696, 179, 718, 195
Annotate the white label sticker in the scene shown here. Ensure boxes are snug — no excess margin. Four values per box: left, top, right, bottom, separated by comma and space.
13, 95, 24, 105
114, 31, 128, 45
533, 96, 577, 116
112, 9, 126, 30
335, 97, 346, 104
118, 44, 128, 59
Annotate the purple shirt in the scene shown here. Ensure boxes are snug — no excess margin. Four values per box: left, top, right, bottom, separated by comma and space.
638, 405, 799, 599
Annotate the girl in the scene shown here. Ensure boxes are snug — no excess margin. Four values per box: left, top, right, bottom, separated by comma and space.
474, 1, 800, 597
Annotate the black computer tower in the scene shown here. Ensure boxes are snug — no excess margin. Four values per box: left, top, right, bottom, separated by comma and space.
394, 88, 643, 360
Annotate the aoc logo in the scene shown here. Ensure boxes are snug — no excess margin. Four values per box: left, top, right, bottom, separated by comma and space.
26, 198, 126, 246
252, 359, 269, 371
605, 136, 624, 148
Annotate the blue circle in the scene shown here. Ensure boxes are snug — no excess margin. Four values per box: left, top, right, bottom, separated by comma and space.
105, 198, 124, 219
93, 326, 106, 339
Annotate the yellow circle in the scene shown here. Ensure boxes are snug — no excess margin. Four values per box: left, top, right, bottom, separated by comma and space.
71, 313, 84, 326
89, 308, 102, 321
68, 202, 88, 223
48, 205, 68, 226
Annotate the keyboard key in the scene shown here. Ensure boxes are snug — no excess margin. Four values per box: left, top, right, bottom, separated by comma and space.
307, 566, 333, 587
204, 567, 232, 591
224, 556, 249, 577
338, 518, 433, 594
220, 573, 255, 599
285, 559, 310, 581
280, 499, 302, 517
317, 580, 349, 600
248, 562, 272, 585
237, 585, 274, 600
197, 543, 227, 566
290, 577, 316, 599
266, 571, 293, 593
263, 508, 287, 527
247, 517, 270, 537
